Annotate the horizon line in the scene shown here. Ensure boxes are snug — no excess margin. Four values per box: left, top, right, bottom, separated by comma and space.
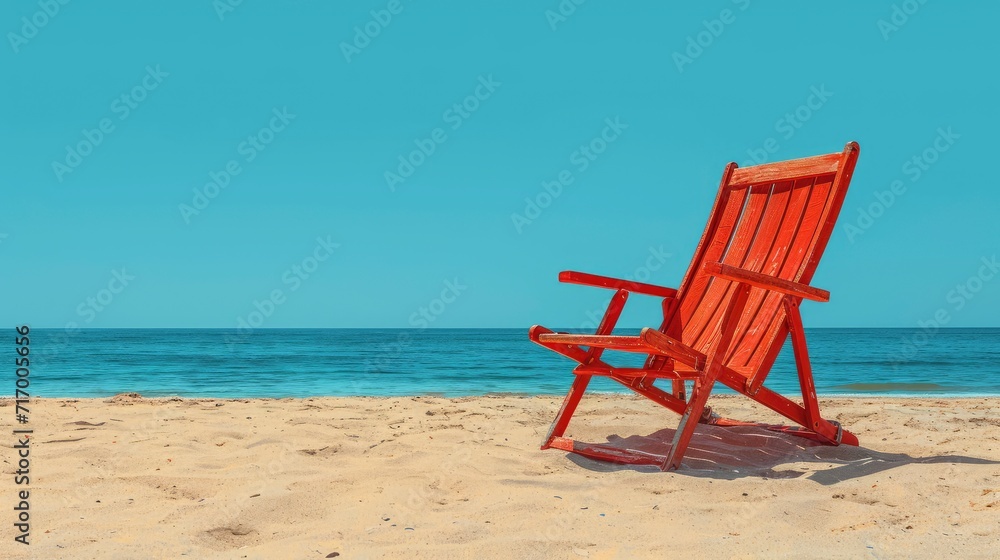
16, 326, 1000, 331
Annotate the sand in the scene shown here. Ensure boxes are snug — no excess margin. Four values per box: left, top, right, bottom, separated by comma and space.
2, 395, 999, 559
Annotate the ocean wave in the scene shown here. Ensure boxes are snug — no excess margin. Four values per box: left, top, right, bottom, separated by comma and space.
830, 382, 958, 392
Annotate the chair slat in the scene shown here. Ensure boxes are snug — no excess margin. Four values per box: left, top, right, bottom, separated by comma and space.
729, 153, 841, 187
728, 177, 811, 367
672, 186, 748, 332
742, 173, 835, 383
672, 149, 850, 383
689, 184, 772, 353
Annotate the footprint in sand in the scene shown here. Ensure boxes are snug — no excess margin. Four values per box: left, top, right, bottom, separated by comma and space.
297, 445, 342, 458
204, 524, 258, 547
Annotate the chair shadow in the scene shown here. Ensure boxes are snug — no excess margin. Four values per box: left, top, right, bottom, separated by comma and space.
564, 424, 1000, 484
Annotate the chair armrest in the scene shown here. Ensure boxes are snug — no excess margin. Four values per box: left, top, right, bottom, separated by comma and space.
559, 271, 678, 298
703, 261, 830, 302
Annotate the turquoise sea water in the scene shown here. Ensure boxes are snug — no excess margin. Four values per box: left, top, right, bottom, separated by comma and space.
21, 328, 1000, 398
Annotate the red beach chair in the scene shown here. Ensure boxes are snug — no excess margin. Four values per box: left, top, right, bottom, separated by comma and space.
530, 142, 861, 470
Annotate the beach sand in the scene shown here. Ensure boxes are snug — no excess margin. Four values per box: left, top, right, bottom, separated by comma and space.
2, 395, 999, 559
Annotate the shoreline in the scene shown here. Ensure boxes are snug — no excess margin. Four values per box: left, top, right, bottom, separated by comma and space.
3, 395, 999, 558
8, 392, 1000, 401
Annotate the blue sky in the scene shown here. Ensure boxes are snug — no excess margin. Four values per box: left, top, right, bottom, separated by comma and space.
1, 1, 997, 329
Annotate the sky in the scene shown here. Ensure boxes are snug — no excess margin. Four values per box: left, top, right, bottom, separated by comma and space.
1, 1, 998, 329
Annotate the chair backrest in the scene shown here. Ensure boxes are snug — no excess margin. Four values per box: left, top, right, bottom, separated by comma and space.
662, 142, 860, 387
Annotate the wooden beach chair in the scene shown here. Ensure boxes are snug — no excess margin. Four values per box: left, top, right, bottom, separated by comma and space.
529, 142, 861, 470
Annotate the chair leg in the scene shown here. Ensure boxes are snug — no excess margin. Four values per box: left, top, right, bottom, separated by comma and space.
542, 289, 626, 449
671, 379, 686, 402
783, 298, 846, 444
541, 374, 592, 449
662, 375, 716, 470
664, 283, 750, 470
784, 299, 821, 427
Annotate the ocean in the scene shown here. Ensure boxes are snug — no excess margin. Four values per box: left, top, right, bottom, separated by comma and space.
21, 328, 1000, 398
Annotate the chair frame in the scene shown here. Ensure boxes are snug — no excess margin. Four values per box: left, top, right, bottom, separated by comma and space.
529, 142, 861, 471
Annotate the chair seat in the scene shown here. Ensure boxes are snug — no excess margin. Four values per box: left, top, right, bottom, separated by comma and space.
535, 328, 707, 370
